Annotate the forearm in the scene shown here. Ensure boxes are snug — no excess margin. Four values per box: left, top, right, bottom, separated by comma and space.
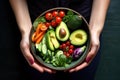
89, 0, 110, 37
9, 0, 32, 36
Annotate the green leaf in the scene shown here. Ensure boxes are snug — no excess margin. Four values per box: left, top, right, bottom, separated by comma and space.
33, 16, 46, 30
67, 10, 74, 15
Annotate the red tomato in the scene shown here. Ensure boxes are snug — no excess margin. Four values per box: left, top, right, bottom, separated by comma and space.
66, 41, 70, 46
45, 12, 53, 20
45, 22, 51, 27
59, 11, 65, 18
55, 16, 62, 24
69, 49, 73, 54
69, 45, 74, 49
62, 43, 66, 48
51, 20, 57, 27
63, 52, 67, 55
52, 11, 58, 17
66, 53, 70, 57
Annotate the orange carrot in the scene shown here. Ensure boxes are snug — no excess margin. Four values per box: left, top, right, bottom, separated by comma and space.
36, 34, 44, 44
36, 23, 43, 35
34, 31, 45, 42
31, 32, 37, 42
40, 24, 48, 31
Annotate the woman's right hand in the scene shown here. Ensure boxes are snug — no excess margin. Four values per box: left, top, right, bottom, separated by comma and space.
20, 33, 55, 73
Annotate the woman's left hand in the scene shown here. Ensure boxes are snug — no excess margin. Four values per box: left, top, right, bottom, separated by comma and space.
68, 31, 100, 72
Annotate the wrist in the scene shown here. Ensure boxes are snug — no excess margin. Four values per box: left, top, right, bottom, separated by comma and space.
21, 27, 32, 39
89, 25, 102, 38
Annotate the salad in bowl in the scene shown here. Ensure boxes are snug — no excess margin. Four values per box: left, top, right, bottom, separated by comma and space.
30, 7, 91, 70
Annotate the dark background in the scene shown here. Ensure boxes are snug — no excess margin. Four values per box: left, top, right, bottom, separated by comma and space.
0, 0, 120, 80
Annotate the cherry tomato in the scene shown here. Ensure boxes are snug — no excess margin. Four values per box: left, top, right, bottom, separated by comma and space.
69, 45, 74, 49
51, 20, 57, 27
45, 12, 53, 20
59, 45, 63, 49
66, 41, 70, 46
59, 11, 65, 18
45, 22, 51, 27
62, 43, 66, 48
52, 11, 58, 17
66, 52, 70, 57
69, 49, 73, 54
55, 16, 62, 24
63, 52, 67, 55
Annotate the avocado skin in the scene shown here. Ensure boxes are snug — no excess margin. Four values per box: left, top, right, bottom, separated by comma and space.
56, 21, 70, 42
67, 15, 82, 30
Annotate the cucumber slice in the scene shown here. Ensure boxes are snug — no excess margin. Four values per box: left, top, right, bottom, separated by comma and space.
41, 35, 46, 44
36, 43, 42, 52
41, 44, 47, 55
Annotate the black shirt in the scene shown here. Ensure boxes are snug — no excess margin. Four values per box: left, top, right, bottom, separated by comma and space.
27, 0, 93, 22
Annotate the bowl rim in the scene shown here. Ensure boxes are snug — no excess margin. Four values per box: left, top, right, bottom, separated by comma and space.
30, 7, 91, 70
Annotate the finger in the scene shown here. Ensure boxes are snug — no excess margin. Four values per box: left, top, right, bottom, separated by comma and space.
20, 42, 34, 65
86, 44, 99, 63
43, 67, 56, 73
20, 42, 44, 72
69, 62, 88, 73
31, 62, 44, 73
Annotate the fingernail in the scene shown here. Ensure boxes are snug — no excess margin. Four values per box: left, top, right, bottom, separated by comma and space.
29, 58, 34, 65
86, 57, 91, 63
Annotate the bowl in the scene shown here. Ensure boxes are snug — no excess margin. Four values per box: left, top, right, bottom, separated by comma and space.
30, 7, 91, 70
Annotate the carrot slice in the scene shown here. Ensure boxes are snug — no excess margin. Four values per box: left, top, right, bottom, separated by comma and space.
36, 23, 43, 35
40, 24, 48, 31
31, 32, 37, 42
34, 31, 45, 42
36, 34, 44, 44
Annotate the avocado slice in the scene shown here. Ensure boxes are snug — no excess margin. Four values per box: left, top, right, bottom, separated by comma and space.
46, 30, 60, 51
49, 30, 60, 49
56, 21, 70, 41
46, 31, 54, 51
69, 29, 87, 46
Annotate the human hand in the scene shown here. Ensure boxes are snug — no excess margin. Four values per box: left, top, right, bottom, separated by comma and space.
20, 32, 55, 73
68, 31, 100, 72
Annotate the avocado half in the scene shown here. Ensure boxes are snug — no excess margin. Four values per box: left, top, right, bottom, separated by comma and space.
56, 21, 70, 41
69, 29, 87, 46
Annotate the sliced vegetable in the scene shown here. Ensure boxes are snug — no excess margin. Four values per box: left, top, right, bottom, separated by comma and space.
41, 44, 47, 55
33, 17, 46, 30
36, 23, 48, 33
35, 42, 42, 52
31, 32, 37, 42
40, 23, 48, 31
36, 34, 45, 44
34, 31, 45, 42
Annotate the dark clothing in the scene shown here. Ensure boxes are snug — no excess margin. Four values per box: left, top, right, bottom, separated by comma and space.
27, 0, 93, 22
26, 0, 101, 80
